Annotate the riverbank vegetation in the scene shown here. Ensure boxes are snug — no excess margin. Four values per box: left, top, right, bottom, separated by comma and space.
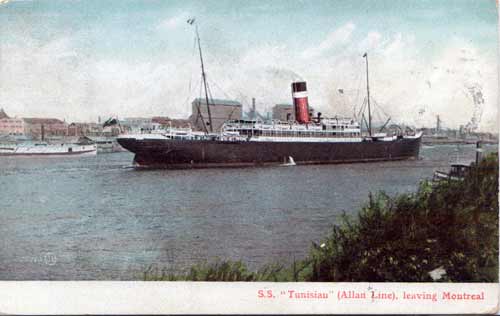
144, 153, 498, 282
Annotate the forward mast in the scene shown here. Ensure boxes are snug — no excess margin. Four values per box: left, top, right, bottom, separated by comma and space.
189, 18, 214, 134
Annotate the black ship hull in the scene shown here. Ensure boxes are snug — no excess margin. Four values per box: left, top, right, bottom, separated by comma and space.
117, 136, 422, 169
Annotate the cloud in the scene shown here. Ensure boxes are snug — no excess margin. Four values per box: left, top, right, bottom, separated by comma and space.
0, 23, 497, 132
301, 22, 356, 59
358, 31, 383, 51
157, 12, 190, 30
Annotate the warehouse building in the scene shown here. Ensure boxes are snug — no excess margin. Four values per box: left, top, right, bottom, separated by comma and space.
190, 98, 242, 132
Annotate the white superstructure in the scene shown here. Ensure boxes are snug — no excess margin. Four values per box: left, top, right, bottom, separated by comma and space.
220, 117, 363, 142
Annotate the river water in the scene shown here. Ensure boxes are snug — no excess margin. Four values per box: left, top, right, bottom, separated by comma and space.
0, 143, 497, 280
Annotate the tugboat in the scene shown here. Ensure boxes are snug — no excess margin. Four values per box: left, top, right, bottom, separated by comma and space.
433, 141, 483, 182
433, 163, 471, 182
117, 20, 422, 169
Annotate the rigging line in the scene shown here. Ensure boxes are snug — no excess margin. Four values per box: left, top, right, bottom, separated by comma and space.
357, 97, 367, 120
370, 100, 383, 123
217, 86, 252, 113
207, 80, 228, 121
194, 76, 203, 125
194, 76, 208, 133
372, 99, 390, 119
210, 79, 234, 101
369, 98, 381, 119
206, 80, 237, 123
225, 100, 239, 120
356, 99, 363, 120
208, 76, 253, 115
376, 109, 384, 124
197, 46, 240, 105
361, 113, 369, 133
206, 81, 215, 107
182, 79, 201, 114
361, 99, 368, 120
208, 82, 245, 119
207, 80, 236, 122
353, 67, 363, 117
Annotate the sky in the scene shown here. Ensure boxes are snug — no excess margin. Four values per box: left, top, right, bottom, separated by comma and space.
0, 0, 498, 131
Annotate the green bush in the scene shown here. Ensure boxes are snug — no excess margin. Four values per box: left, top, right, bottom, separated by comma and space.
306, 153, 498, 282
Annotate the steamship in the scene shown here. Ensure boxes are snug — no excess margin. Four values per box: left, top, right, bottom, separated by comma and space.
117, 21, 422, 169
0, 125, 97, 157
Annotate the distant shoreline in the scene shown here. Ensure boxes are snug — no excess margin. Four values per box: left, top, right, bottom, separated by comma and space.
421, 139, 498, 145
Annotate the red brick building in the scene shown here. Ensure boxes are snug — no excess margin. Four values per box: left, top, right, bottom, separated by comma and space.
0, 109, 26, 136
23, 118, 68, 139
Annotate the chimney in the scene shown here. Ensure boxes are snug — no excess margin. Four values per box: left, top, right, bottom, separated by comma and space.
291, 81, 310, 124
251, 98, 256, 120
41, 123, 45, 141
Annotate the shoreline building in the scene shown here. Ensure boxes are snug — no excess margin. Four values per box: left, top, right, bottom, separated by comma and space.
189, 98, 242, 132
67, 122, 110, 137
0, 109, 26, 136
152, 116, 191, 129
23, 118, 68, 139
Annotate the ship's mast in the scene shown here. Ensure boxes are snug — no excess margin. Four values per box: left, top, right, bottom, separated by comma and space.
193, 21, 214, 133
363, 52, 372, 137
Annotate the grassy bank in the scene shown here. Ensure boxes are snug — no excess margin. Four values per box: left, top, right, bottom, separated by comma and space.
144, 153, 499, 282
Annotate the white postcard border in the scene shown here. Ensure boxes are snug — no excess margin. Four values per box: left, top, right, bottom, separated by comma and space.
0, 282, 497, 314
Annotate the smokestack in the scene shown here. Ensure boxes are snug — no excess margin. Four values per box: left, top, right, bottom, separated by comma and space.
252, 98, 256, 120
291, 81, 310, 124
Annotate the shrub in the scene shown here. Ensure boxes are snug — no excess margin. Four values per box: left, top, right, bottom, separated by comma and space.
305, 153, 499, 282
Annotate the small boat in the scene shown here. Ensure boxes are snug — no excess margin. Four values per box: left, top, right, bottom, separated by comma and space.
433, 141, 484, 182
0, 123, 97, 157
433, 163, 470, 182
280, 156, 296, 166
0, 142, 97, 157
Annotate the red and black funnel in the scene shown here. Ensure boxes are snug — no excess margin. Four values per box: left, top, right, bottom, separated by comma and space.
291, 81, 310, 124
